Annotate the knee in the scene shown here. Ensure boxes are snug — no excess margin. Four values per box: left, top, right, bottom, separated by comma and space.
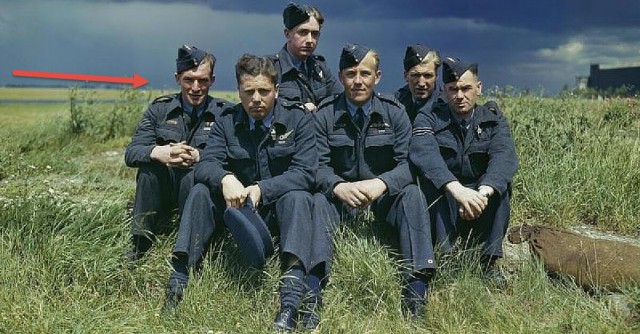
399, 184, 423, 203
278, 190, 313, 206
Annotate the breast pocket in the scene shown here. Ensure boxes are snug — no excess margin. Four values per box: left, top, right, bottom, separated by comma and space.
468, 137, 490, 177
436, 134, 460, 169
364, 133, 395, 173
156, 128, 182, 145
267, 142, 296, 176
327, 134, 355, 173
227, 145, 253, 180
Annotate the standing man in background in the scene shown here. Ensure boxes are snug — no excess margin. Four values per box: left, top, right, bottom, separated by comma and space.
269, 2, 342, 112
395, 44, 446, 123
124, 45, 229, 261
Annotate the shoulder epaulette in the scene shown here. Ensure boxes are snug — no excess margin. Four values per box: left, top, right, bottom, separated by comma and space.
280, 99, 305, 111
152, 94, 176, 104
483, 100, 503, 115
311, 54, 326, 62
376, 92, 402, 108
317, 94, 341, 110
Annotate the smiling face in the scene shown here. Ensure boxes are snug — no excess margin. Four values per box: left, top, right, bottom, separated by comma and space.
175, 63, 213, 107
339, 52, 381, 106
445, 70, 482, 118
405, 61, 437, 100
285, 17, 321, 60
238, 74, 278, 120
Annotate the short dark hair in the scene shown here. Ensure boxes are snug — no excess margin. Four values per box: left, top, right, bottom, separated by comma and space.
235, 54, 278, 86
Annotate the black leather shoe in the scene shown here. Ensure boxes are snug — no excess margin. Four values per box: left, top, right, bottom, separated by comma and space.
274, 307, 298, 332
300, 294, 322, 330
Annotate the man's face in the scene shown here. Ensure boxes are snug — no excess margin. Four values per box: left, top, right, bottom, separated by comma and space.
175, 63, 213, 106
339, 53, 381, 107
445, 70, 482, 117
284, 17, 320, 60
238, 74, 278, 120
405, 61, 437, 100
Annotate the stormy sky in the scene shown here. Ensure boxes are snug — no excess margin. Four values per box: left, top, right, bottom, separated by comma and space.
2, 0, 640, 95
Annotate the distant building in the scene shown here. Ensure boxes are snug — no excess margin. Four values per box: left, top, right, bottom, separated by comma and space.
586, 64, 640, 93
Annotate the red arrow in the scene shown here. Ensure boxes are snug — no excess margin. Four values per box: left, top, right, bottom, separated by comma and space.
12, 70, 149, 89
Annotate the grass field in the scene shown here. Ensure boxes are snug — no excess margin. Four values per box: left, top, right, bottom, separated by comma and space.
0, 87, 638, 333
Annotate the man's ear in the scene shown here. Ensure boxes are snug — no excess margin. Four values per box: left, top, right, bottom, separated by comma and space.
274, 84, 279, 99
284, 28, 290, 39
477, 80, 483, 95
174, 72, 180, 84
374, 70, 382, 85
211, 74, 216, 84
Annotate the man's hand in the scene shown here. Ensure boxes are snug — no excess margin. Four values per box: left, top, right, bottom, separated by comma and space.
304, 102, 318, 113
445, 181, 488, 220
221, 174, 247, 208
333, 182, 371, 209
477, 185, 495, 198
150, 142, 196, 168
245, 184, 262, 208
353, 178, 387, 203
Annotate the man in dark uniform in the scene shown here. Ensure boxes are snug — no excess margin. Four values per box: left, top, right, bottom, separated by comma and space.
124, 45, 229, 261
409, 57, 519, 288
163, 55, 318, 332
313, 44, 435, 320
269, 2, 342, 112
394, 44, 446, 123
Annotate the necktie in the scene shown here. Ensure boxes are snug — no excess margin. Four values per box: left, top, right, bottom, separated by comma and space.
354, 108, 365, 130
252, 119, 266, 145
459, 119, 468, 140
300, 61, 310, 79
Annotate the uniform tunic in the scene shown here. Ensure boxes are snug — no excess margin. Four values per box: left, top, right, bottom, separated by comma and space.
313, 92, 435, 273
124, 93, 229, 238
173, 101, 318, 270
409, 102, 518, 258
394, 84, 446, 124
269, 45, 343, 107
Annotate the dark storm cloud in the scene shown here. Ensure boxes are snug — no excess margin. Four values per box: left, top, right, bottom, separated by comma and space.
2, 0, 639, 94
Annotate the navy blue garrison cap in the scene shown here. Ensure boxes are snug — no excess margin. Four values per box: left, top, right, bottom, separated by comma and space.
224, 198, 274, 268
339, 43, 371, 71
403, 44, 439, 71
283, 3, 311, 29
442, 57, 478, 84
176, 45, 210, 74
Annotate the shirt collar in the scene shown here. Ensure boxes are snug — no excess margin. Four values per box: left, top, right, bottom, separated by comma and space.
286, 48, 307, 72
247, 110, 274, 130
346, 99, 372, 118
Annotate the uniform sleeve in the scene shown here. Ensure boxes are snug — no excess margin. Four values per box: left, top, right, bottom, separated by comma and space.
375, 106, 414, 196
315, 109, 345, 197
258, 113, 317, 204
124, 105, 158, 167
409, 111, 457, 189
479, 114, 519, 195
193, 119, 230, 194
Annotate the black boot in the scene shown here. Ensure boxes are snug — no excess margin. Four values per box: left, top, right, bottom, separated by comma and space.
401, 270, 432, 319
125, 234, 153, 263
274, 275, 306, 332
162, 271, 189, 313
481, 256, 507, 290
300, 291, 322, 330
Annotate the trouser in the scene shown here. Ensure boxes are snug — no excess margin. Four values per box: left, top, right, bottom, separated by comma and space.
425, 181, 512, 259
173, 183, 315, 270
314, 184, 435, 274
130, 163, 194, 239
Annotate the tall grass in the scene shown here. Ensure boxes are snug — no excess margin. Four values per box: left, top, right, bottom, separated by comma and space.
0, 89, 638, 333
